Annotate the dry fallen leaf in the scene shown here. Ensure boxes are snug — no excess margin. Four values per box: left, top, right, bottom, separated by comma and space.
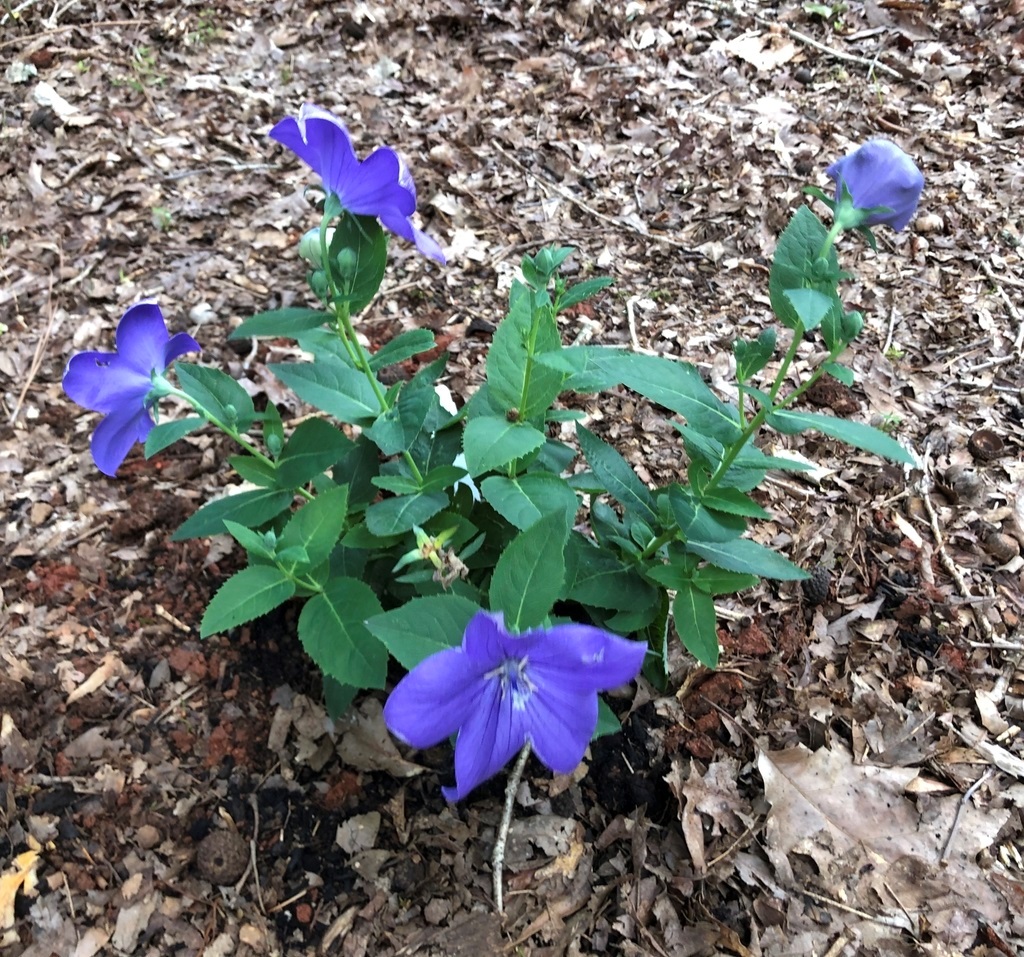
0, 850, 40, 930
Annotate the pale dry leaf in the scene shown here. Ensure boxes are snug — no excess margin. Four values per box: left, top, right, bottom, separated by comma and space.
66, 651, 126, 704
0, 850, 39, 930
336, 811, 381, 854
336, 698, 425, 777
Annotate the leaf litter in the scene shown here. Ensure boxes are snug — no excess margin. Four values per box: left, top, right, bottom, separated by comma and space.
1, 0, 1023, 954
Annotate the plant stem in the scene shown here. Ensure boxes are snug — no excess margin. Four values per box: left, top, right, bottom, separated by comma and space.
492, 743, 531, 915
318, 217, 426, 487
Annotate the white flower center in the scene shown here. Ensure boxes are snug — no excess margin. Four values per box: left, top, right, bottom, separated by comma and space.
488, 657, 534, 711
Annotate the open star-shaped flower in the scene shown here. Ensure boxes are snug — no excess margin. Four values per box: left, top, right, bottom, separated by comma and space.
269, 104, 445, 264
827, 139, 924, 232
384, 611, 647, 800
63, 301, 200, 476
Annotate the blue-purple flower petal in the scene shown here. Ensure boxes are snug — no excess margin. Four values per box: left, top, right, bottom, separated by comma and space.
63, 300, 199, 475
447, 679, 527, 800
270, 103, 446, 263
90, 404, 155, 477
383, 647, 483, 749
385, 610, 646, 801
827, 139, 924, 232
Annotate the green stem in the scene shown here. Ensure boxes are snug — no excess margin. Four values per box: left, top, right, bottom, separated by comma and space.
817, 221, 843, 262
162, 386, 314, 502
317, 216, 425, 486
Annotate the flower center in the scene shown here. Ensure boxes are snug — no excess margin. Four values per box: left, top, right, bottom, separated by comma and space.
488, 656, 534, 712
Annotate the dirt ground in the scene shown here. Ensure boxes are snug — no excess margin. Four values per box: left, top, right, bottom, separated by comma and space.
2, 1, 1024, 955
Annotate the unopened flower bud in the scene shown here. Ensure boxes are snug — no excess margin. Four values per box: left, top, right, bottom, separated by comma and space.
334, 247, 358, 283
842, 310, 864, 341
308, 269, 330, 302
298, 228, 325, 268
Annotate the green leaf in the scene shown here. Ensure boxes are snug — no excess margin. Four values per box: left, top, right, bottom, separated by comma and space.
733, 328, 776, 384
487, 281, 565, 424
692, 566, 760, 595
365, 594, 481, 669
365, 490, 449, 536
229, 454, 278, 487
200, 566, 296, 637
698, 487, 769, 519
369, 328, 437, 371
229, 307, 329, 340
268, 355, 380, 425
644, 561, 694, 591
276, 418, 354, 488
555, 276, 614, 313
145, 416, 204, 457
364, 355, 444, 456
563, 534, 658, 610
822, 361, 855, 386
419, 464, 471, 494
175, 364, 255, 432
577, 426, 657, 524
172, 488, 293, 540
323, 677, 358, 719
298, 577, 386, 688
279, 485, 350, 569
463, 416, 546, 476
767, 409, 915, 464
327, 214, 388, 315
769, 206, 843, 334
672, 583, 719, 667
480, 473, 579, 530
490, 512, 570, 631
782, 288, 834, 332
594, 697, 621, 738
688, 537, 809, 580
550, 349, 742, 444
221, 520, 276, 560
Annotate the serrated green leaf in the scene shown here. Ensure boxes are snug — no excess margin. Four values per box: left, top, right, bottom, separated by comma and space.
365, 594, 481, 669
463, 416, 546, 476
672, 583, 719, 667
688, 537, 809, 580
556, 276, 614, 313
268, 356, 380, 425
487, 281, 565, 424
145, 416, 204, 457
276, 418, 354, 488
365, 490, 449, 536
490, 512, 570, 631
594, 697, 621, 738
563, 534, 657, 610
734, 328, 776, 383
364, 355, 443, 455
369, 328, 437, 371
767, 409, 915, 464
298, 577, 386, 688
698, 487, 769, 519
822, 361, 855, 386
577, 426, 658, 524
175, 364, 255, 432
481, 473, 579, 530
229, 454, 279, 487
692, 566, 760, 595
221, 520, 276, 560
200, 566, 296, 637
172, 488, 293, 540
279, 485, 349, 569
229, 307, 329, 340
326, 214, 388, 315
782, 288, 834, 332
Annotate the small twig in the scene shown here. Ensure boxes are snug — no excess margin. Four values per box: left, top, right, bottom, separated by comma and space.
940, 767, 996, 863
980, 259, 1024, 353
246, 794, 267, 915
800, 887, 912, 930
881, 305, 898, 356
492, 743, 531, 914
779, 22, 904, 80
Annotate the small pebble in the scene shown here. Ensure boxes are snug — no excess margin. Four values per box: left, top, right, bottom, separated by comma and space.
136, 824, 161, 850
197, 829, 248, 884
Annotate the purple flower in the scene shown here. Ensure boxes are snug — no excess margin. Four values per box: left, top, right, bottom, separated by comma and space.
269, 104, 446, 264
384, 611, 647, 800
827, 139, 924, 232
63, 301, 199, 476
